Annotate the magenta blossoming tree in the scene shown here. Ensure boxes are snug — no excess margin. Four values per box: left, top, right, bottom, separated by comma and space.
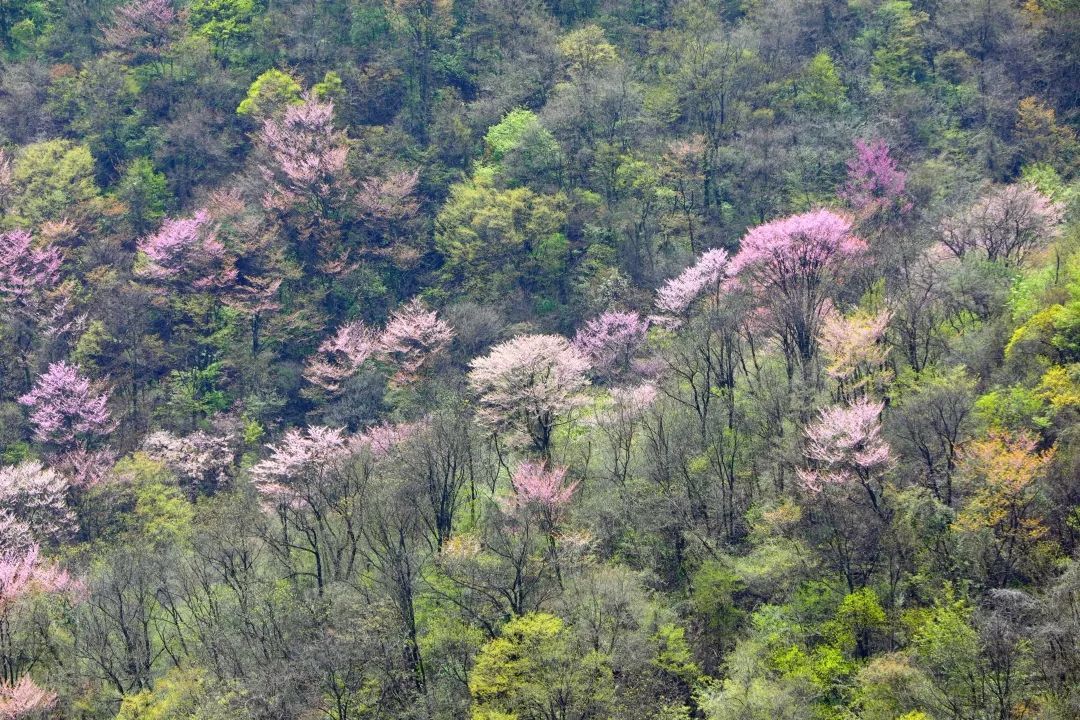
468, 334, 591, 457
940, 183, 1065, 266
0, 230, 63, 316
654, 247, 729, 320
303, 320, 379, 393
573, 310, 648, 378
0, 462, 75, 546
797, 398, 893, 497
839, 138, 908, 214
356, 421, 421, 459
136, 210, 236, 290
378, 298, 455, 383
728, 209, 869, 368
18, 362, 112, 449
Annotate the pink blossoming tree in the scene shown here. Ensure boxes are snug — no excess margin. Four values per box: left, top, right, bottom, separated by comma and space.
654, 247, 729, 320
573, 310, 648, 379
940, 183, 1065, 266
356, 169, 421, 223
468, 334, 591, 457
250, 426, 354, 508
378, 298, 455, 383
143, 430, 235, 496
797, 398, 893, 500
0, 544, 80, 699
728, 209, 869, 368
303, 320, 380, 393
0, 231, 63, 314
0, 675, 57, 718
509, 460, 578, 510
839, 138, 908, 215
18, 362, 112, 449
136, 210, 236, 290
259, 95, 349, 212
102, 0, 178, 60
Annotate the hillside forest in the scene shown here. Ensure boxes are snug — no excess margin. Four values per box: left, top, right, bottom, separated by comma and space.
0, 1, 1079, 718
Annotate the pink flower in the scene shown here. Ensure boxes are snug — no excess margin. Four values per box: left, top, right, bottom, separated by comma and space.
18, 362, 112, 448
728, 209, 868, 363
136, 210, 237, 290
655, 247, 729, 318
0, 675, 58, 719
355, 420, 421, 458
303, 320, 379, 393
509, 460, 578, 510
798, 398, 893, 492
0, 461, 75, 544
0, 230, 63, 311
468, 334, 591, 453
839, 138, 907, 213
940, 183, 1064, 266
573, 310, 648, 376
377, 298, 455, 383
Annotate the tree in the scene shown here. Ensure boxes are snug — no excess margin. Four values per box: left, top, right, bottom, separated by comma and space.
572, 310, 648, 378
142, 430, 235, 496
135, 210, 236, 290
952, 431, 1055, 586
798, 399, 893, 497
303, 320, 379, 394
9, 140, 101, 227
258, 94, 352, 273
818, 309, 892, 400
435, 171, 569, 306
0, 544, 80, 689
469, 613, 614, 720
102, 0, 179, 62
797, 398, 895, 591
728, 210, 869, 370
940, 183, 1064, 266
0, 676, 57, 719
236, 69, 302, 119
654, 247, 729, 321
839, 139, 908, 216
0, 462, 74, 546
377, 297, 455, 384
0, 230, 62, 315
18, 362, 112, 450
510, 460, 578, 515
468, 334, 591, 457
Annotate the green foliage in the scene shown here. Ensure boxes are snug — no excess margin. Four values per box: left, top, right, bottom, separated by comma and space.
435, 170, 568, 304
189, 0, 258, 49
9, 139, 100, 225
117, 158, 168, 234
115, 666, 245, 720
485, 109, 542, 162
798, 52, 846, 111
469, 613, 614, 720
236, 68, 302, 118
866, 1, 930, 85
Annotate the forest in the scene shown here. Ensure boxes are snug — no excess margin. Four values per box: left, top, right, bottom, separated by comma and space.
0, 0, 1078, 718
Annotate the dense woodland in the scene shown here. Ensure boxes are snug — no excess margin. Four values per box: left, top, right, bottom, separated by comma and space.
0, 0, 1078, 718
